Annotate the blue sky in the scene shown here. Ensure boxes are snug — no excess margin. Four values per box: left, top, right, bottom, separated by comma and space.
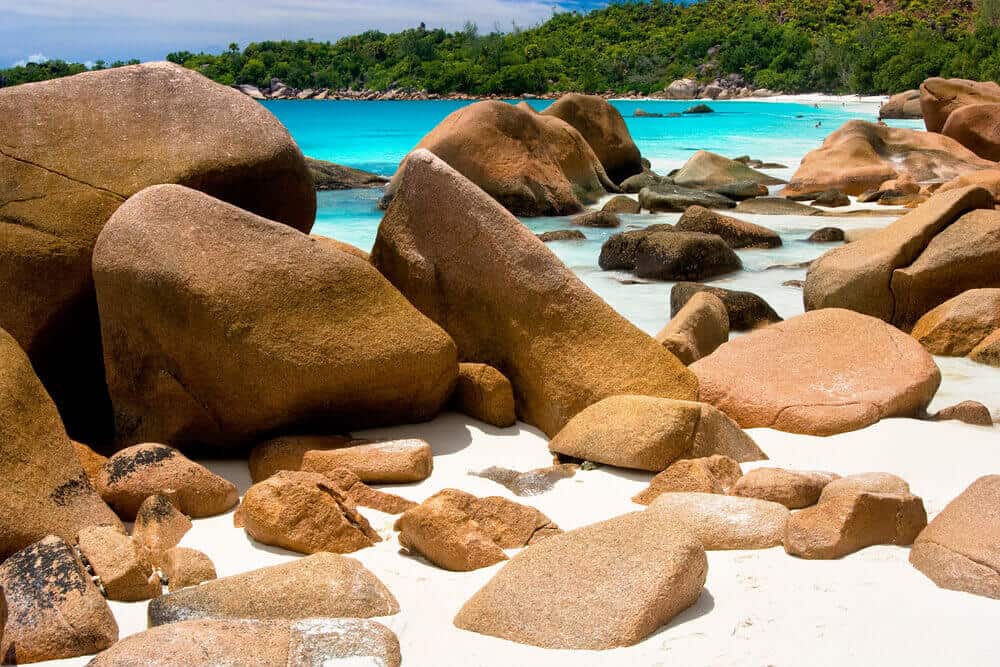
0, 0, 610, 66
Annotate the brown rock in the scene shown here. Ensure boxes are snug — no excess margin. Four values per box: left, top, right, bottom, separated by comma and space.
691, 309, 941, 436
94, 184, 457, 449
305, 156, 389, 190
541, 93, 643, 184
879, 89, 923, 119
672, 150, 785, 189
676, 205, 781, 249
936, 169, 1000, 203
731, 468, 839, 509
76, 525, 162, 602
148, 552, 399, 625
548, 395, 765, 472
819, 472, 911, 503
537, 229, 586, 242
911, 289, 1000, 356
811, 189, 851, 208
319, 467, 417, 514
632, 456, 743, 505
88, 618, 401, 667
371, 149, 697, 437
131, 494, 193, 565
0, 62, 315, 444
670, 282, 782, 331
910, 475, 1000, 598
970, 328, 1000, 367
647, 492, 790, 549
804, 186, 995, 323
602, 195, 641, 214
784, 490, 927, 559
0, 328, 122, 560
920, 77, 1000, 133
250, 435, 433, 483
72, 441, 108, 487
807, 227, 845, 243
0, 536, 118, 663
453, 511, 707, 649
572, 210, 621, 227
161, 547, 217, 592
784, 121, 993, 196
929, 401, 994, 427
394, 489, 560, 571
96, 443, 238, 520
382, 100, 614, 216
452, 362, 516, 428
240, 470, 380, 555
471, 464, 577, 496
634, 231, 742, 281
654, 291, 729, 365
733, 197, 821, 216
310, 234, 369, 260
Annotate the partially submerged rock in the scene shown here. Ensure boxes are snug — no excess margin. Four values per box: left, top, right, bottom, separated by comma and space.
671, 282, 782, 331
632, 456, 742, 504
691, 309, 941, 435
807, 227, 845, 243
676, 205, 781, 248
672, 150, 784, 190
250, 435, 433, 483
0, 536, 118, 663
654, 291, 729, 365
452, 362, 517, 428
647, 492, 790, 550
371, 149, 697, 437
453, 512, 707, 649
633, 231, 742, 281
602, 195, 641, 214
548, 395, 765, 472
639, 183, 736, 212
734, 197, 821, 215
471, 464, 577, 496
537, 229, 586, 242
148, 552, 399, 625
572, 210, 621, 227
731, 468, 839, 509
811, 189, 851, 208
305, 156, 389, 189
76, 525, 161, 602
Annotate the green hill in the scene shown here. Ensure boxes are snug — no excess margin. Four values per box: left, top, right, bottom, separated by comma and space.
3, 0, 998, 94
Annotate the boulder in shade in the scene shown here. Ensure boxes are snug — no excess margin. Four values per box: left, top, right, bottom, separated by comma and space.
819, 472, 911, 503
676, 205, 782, 249
633, 231, 742, 281
654, 291, 729, 365
452, 363, 517, 428
249, 435, 432, 484
305, 156, 389, 190
731, 468, 839, 509
148, 552, 399, 625
671, 282, 781, 331
598, 224, 676, 270
691, 309, 941, 435
94, 184, 457, 449
548, 395, 765, 471
647, 492, 790, 550
639, 183, 736, 212
734, 197, 821, 215
632, 456, 742, 505
572, 210, 620, 227
807, 227, 845, 243
453, 511, 707, 649
371, 149, 697, 437
811, 189, 851, 208
537, 229, 586, 242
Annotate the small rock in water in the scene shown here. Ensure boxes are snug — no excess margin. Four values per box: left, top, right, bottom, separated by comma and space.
572, 210, 621, 228
602, 195, 642, 214
537, 229, 586, 242
811, 189, 851, 207
807, 226, 845, 243
471, 464, 578, 496
683, 103, 714, 114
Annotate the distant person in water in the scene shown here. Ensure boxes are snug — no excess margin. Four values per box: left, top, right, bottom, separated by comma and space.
814, 121, 822, 128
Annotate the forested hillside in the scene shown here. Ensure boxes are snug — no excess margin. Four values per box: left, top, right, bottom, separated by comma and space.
2, 0, 998, 94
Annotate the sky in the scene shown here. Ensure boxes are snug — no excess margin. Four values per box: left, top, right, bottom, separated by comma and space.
0, 0, 609, 66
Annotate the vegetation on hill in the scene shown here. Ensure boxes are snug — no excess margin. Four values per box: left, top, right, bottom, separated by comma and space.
2, 0, 998, 95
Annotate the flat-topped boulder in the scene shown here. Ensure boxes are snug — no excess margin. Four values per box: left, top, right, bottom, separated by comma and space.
88, 618, 401, 667
541, 93, 643, 184
453, 512, 707, 649
639, 183, 736, 212
910, 476, 1000, 598
920, 77, 1000, 133
911, 289, 1000, 356
672, 150, 785, 190
572, 210, 621, 228
655, 291, 729, 365
382, 100, 614, 216
94, 184, 457, 449
632, 456, 742, 504
671, 282, 782, 331
734, 197, 821, 215
602, 195, 641, 214
371, 150, 697, 437
537, 229, 586, 242
148, 552, 399, 625
819, 472, 911, 503
676, 205, 781, 248
0, 62, 315, 443
784, 121, 993, 196
691, 309, 940, 436
548, 395, 765, 471
249, 435, 432, 483
0, 328, 121, 559
647, 492, 790, 550
304, 156, 389, 189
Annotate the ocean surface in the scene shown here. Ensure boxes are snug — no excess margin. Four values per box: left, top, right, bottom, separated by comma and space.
263, 99, 989, 416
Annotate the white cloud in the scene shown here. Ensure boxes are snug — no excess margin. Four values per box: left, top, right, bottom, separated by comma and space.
12, 52, 49, 66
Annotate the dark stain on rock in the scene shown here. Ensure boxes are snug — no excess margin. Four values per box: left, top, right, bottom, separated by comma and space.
105, 445, 177, 485
49, 472, 94, 507
137, 494, 177, 523
0, 537, 87, 626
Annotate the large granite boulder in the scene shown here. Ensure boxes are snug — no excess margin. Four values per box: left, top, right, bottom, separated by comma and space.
676, 205, 782, 249
783, 121, 993, 196
920, 77, 1000, 133
879, 89, 922, 119
942, 103, 1000, 162
672, 150, 785, 190
541, 93, 643, 184
94, 184, 457, 449
88, 618, 401, 667
0, 328, 121, 559
0, 62, 315, 443
691, 309, 941, 436
371, 150, 697, 437
910, 476, 1000, 599
548, 395, 765, 471
453, 512, 707, 649
633, 231, 742, 281
804, 187, 998, 327
381, 100, 614, 216
148, 552, 399, 625
671, 282, 782, 331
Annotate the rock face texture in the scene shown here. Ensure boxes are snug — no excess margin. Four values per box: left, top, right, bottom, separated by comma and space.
548, 395, 765, 471
691, 309, 941, 436
672, 150, 785, 190
0, 536, 118, 663
0, 328, 122, 559
382, 100, 614, 216
76, 525, 162, 602
676, 205, 782, 249
0, 62, 315, 443
249, 435, 433, 484
647, 492, 790, 549
94, 184, 457, 449
371, 150, 697, 437
942, 103, 1000, 161
804, 187, 998, 327
453, 512, 707, 649
632, 456, 742, 504
784, 121, 993, 196
95, 443, 238, 520
239, 471, 380, 555
910, 476, 1000, 599
655, 291, 730, 365
970, 329, 1000, 366
148, 552, 399, 625
731, 468, 839, 509
920, 77, 1000, 133
394, 489, 560, 571
541, 93, 643, 184
929, 401, 994, 427
452, 363, 517, 428
161, 547, 217, 592
88, 618, 402, 667
911, 289, 1000, 356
